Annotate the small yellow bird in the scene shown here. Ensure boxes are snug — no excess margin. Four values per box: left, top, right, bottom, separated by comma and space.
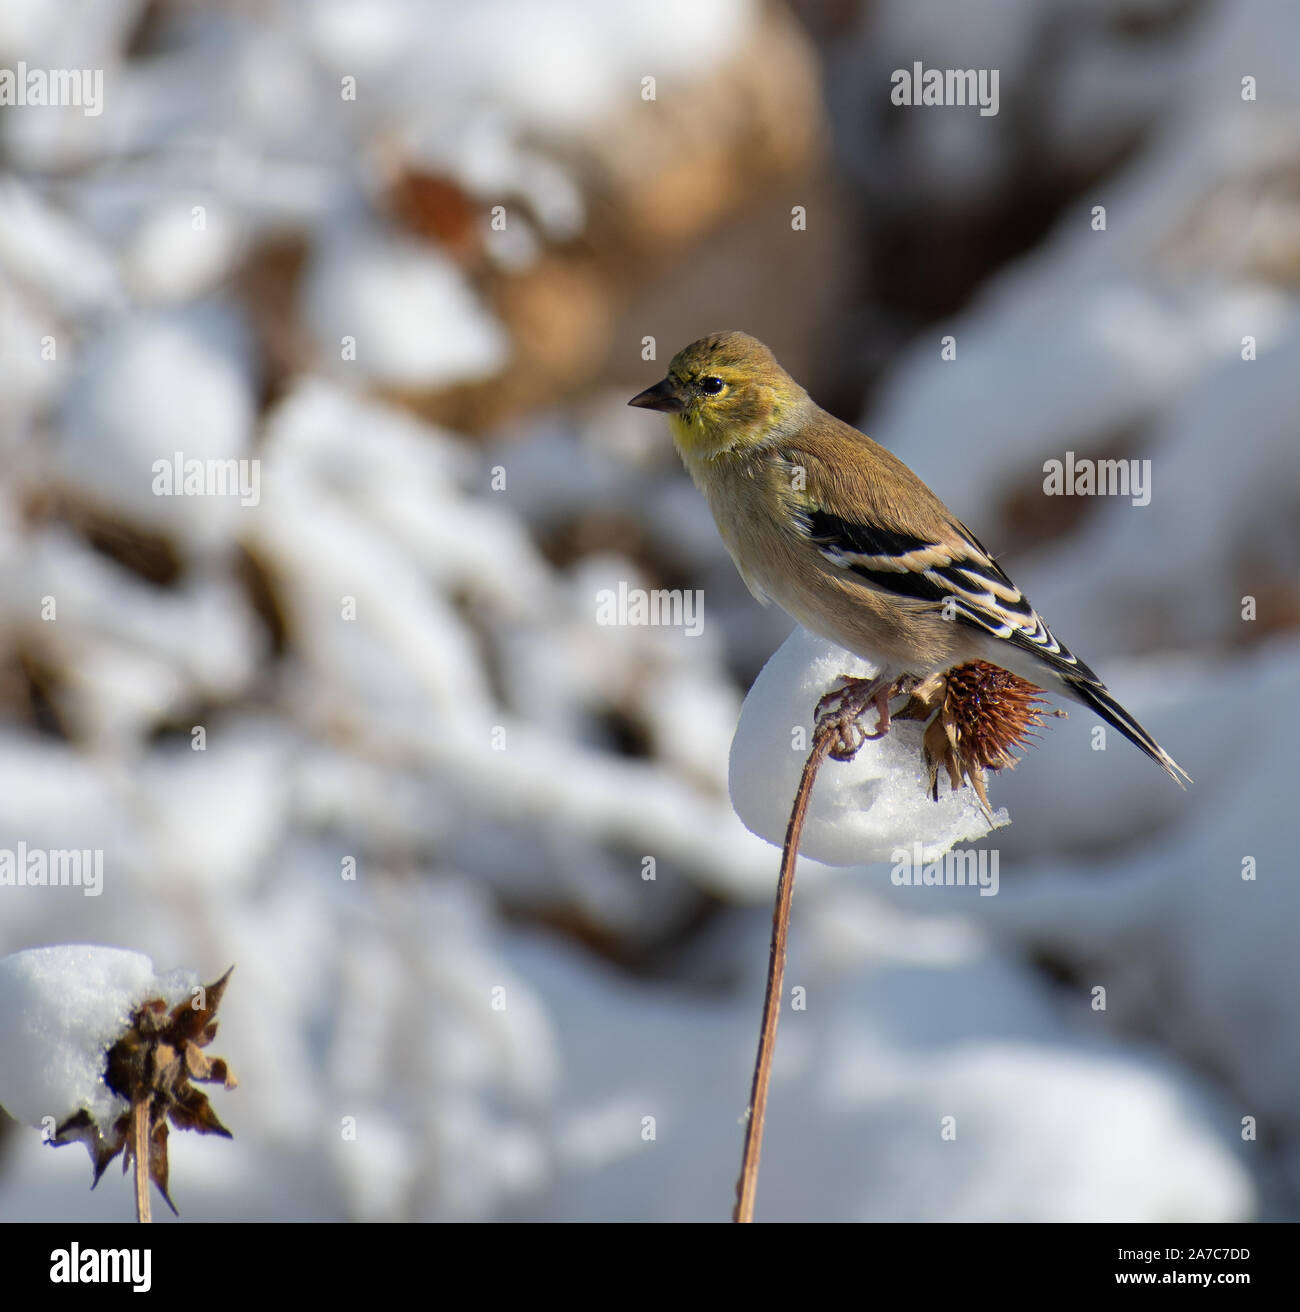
630, 331, 1189, 785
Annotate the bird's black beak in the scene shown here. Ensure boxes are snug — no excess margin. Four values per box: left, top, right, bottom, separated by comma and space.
628, 378, 686, 414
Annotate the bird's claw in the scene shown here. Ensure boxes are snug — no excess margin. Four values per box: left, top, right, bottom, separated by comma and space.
814, 675, 910, 761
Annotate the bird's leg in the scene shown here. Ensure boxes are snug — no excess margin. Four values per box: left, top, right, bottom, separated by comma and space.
814, 674, 911, 761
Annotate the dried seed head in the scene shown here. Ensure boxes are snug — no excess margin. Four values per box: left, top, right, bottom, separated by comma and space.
902, 661, 1062, 812
52, 965, 237, 1215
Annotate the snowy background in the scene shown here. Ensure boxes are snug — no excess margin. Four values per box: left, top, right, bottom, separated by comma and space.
0, 0, 1296, 1221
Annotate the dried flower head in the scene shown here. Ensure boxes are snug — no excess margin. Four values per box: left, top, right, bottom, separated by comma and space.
898, 661, 1063, 812
51, 966, 237, 1216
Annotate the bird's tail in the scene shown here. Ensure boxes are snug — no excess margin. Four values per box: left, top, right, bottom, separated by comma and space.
1063, 676, 1191, 787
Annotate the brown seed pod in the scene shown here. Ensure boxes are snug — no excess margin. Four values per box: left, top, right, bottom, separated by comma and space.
899, 661, 1063, 812
51, 966, 237, 1217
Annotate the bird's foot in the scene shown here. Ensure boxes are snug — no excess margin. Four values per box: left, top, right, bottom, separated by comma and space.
815, 675, 912, 761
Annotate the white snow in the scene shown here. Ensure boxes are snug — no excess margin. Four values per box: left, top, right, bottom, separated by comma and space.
729, 626, 1006, 866
54, 306, 256, 545
499, 900, 1252, 1222
122, 200, 244, 306
0, 946, 196, 1133
302, 227, 509, 389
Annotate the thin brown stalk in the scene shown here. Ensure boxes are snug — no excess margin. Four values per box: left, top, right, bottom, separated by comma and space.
131, 1099, 151, 1224
732, 728, 836, 1223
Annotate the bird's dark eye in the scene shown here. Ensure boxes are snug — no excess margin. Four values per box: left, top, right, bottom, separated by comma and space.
699, 376, 725, 395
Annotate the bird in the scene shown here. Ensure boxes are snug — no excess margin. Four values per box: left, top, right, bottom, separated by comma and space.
629, 330, 1189, 785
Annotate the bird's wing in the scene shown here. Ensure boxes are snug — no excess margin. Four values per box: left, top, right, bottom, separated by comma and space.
770, 426, 1189, 784
777, 432, 1100, 685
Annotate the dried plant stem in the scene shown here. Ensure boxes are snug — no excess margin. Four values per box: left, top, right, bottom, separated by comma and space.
131, 1099, 151, 1224
732, 728, 836, 1223
731, 663, 1050, 1220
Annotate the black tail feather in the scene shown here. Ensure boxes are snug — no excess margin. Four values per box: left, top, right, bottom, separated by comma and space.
1065, 677, 1191, 787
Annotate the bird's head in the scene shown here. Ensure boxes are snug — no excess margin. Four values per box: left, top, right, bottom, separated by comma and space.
628, 332, 809, 460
